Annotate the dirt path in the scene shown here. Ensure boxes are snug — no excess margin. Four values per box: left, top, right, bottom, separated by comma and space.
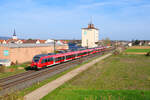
24, 53, 112, 100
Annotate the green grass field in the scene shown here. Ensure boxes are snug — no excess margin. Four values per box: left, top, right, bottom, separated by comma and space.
42, 90, 150, 100
41, 55, 150, 100
125, 49, 150, 53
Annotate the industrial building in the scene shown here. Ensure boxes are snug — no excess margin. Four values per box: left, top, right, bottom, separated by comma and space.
81, 23, 99, 48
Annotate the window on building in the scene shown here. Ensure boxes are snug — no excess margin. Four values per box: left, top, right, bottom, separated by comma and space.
3, 50, 9, 56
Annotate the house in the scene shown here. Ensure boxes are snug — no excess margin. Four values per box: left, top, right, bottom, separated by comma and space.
23, 39, 46, 44
6, 39, 24, 44
60, 40, 68, 44
0, 40, 2, 44
36, 40, 46, 44
45, 39, 54, 43
128, 42, 132, 47
0, 40, 7, 44
56, 40, 63, 45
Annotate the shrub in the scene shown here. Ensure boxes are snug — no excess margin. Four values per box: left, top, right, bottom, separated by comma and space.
146, 51, 150, 56
0, 66, 6, 73
113, 50, 120, 55
0, 91, 24, 100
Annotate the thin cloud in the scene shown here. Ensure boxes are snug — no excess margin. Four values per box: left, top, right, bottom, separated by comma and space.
79, 2, 111, 8
78, 0, 149, 9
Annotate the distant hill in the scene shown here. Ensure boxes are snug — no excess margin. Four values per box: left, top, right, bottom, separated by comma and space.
0, 36, 10, 40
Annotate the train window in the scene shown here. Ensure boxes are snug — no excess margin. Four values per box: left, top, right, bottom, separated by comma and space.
62, 56, 65, 60
47, 58, 50, 62
58, 57, 61, 61
33, 56, 40, 62
55, 57, 61, 61
48, 57, 53, 62
66, 55, 72, 59
44, 59, 47, 62
66, 55, 69, 59
41, 59, 45, 63
55, 58, 57, 61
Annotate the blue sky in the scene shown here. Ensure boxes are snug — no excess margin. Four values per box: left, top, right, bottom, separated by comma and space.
0, 0, 150, 40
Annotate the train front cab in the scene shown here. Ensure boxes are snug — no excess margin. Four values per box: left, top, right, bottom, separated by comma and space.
30, 56, 41, 69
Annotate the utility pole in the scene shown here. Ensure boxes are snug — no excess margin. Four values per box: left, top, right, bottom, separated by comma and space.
54, 39, 57, 53
87, 39, 88, 48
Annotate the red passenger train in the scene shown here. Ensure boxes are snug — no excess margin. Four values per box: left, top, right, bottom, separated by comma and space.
30, 47, 106, 70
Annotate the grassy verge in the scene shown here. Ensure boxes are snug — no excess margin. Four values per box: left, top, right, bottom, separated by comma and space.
125, 49, 150, 53
41, 54, 150, 100
0, 63, 29, 79
0, 69, 25, 79
17, 53, 107, 97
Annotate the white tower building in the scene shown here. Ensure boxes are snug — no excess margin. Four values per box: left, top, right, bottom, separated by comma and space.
81, 23, 99, 48
12, 29, 18, 40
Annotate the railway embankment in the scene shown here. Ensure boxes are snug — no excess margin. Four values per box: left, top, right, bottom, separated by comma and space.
24, 53, 112, 100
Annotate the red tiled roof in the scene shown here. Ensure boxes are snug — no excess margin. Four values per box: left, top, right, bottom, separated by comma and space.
38, 40, 46, 43
82, 24, 99, 30
0, 40, 4, 42
0, 40, 3, 43
23, 40, 37, 43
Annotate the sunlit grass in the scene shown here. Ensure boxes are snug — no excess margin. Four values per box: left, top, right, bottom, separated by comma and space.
125, 49, 150, 53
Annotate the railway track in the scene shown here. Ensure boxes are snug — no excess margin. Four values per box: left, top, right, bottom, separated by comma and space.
0, 49, 114, 96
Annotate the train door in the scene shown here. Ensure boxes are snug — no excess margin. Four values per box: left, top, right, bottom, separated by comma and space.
40, 58, 47, 68
55, 57, 62, 64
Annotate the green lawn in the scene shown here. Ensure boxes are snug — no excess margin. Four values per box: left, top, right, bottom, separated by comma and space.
125, 49, 150, 53
42, 90, 150, 100
41, 55, 150, 100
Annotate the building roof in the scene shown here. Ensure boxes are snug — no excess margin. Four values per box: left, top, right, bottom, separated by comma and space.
38, 40, 46, 43
0, 43, 67, 48
82, 23, 99, 30
23, 40, 37, 43
0, 40, 4, 43
34, 54, 49, 57
0, 40, 4, 42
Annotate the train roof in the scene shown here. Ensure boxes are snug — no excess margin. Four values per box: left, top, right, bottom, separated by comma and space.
34, 54, 48, 57
37, 47, 107, 59
48, 53, 56, 55
41, 49, 87, 59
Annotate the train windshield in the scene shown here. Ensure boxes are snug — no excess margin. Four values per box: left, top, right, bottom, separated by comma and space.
33, 56, 40, 62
